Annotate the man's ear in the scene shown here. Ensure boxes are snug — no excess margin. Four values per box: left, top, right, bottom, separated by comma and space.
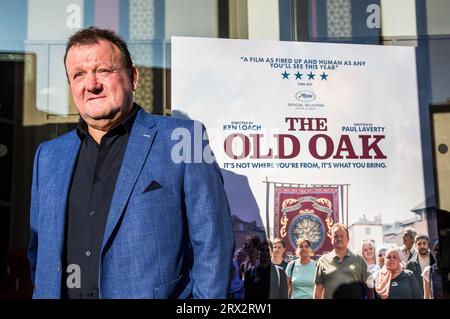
132, 66, 139, 91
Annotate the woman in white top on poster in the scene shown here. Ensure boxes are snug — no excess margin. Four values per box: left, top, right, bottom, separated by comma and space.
361, 240, 380, 298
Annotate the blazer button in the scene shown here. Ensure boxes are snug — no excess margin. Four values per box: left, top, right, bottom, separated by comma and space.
85, 251, 91, 257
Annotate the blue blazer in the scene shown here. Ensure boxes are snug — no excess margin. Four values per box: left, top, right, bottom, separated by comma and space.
28, 107, 234, 298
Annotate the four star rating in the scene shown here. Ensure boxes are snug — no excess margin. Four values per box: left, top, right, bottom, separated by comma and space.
281, 71, 329, 80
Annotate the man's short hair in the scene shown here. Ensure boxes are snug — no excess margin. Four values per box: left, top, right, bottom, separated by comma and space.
415, 233, 429, 244
404, 227, 417, 241
64, 26, 134, 81
331, 223, 349, 239
377, 247, 387, 256
271, 238, 285, 248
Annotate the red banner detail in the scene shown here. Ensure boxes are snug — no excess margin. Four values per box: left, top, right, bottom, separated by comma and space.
274, 186, 340, 259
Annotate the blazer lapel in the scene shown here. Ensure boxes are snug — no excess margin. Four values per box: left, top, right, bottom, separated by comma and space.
48, 131, 81, 261
100, 109, 157, 254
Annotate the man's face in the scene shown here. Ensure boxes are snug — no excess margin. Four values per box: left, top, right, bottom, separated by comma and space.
272, 242, 285, 258
331, 228, 348, 251
65, 40, 138, 130
402, 231, 414, 249
416, 239, 429, 256
377, 250, 386, 267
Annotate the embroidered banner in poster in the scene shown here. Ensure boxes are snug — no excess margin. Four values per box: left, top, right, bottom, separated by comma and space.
274, 186, 340, 259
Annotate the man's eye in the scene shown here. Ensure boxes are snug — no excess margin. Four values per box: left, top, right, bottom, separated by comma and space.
73, 72, 83, 79
98, 69, 111, 74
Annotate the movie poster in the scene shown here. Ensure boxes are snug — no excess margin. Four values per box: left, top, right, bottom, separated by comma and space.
171, 37, 434, 259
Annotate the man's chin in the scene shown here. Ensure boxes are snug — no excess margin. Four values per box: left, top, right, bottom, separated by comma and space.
87, 109, 120, 121
89, 114, 116, 121
82, 112, 122, 131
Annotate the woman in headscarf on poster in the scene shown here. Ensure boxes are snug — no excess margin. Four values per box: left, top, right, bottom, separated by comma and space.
375, 248, 422, 299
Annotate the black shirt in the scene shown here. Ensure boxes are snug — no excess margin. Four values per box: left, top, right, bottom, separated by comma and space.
62, 108, 137, 299
387, 270, 422, 299
274, 260, 288, 271
244, 264, 271, 299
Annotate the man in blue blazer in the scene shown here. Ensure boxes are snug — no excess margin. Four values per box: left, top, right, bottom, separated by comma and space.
27, 27, 234, 299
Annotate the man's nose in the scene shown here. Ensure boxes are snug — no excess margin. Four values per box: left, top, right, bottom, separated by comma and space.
86, 73, 102, 92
